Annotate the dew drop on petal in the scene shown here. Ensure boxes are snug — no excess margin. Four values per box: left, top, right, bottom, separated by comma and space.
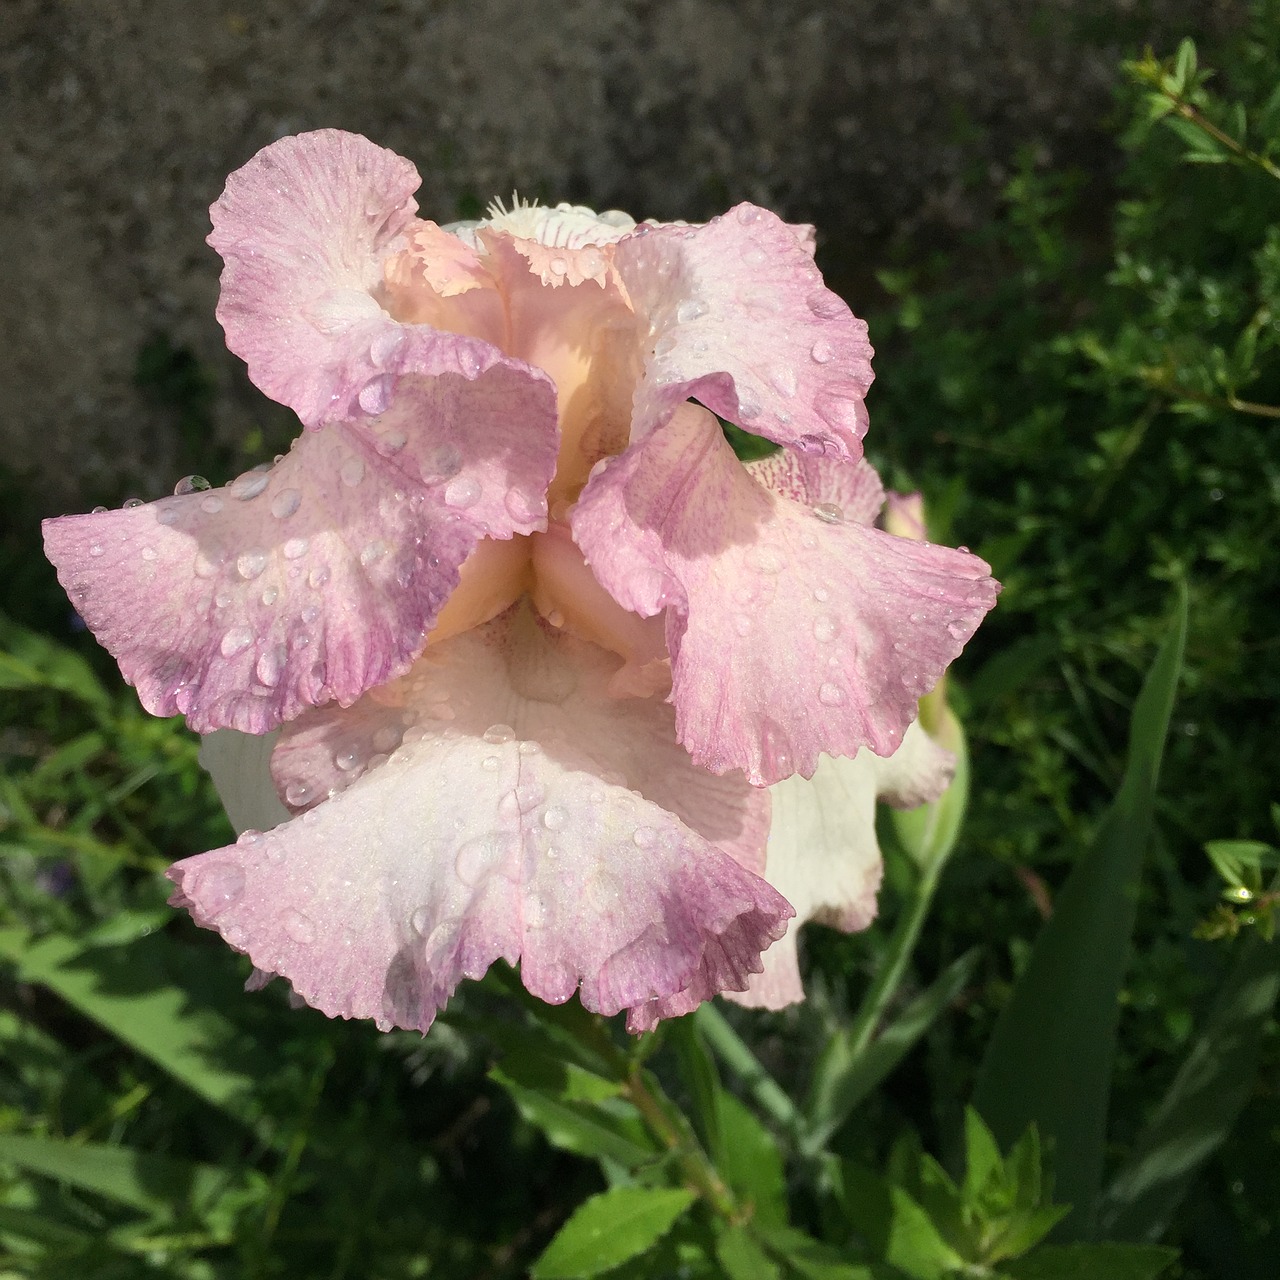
281, 537, 308, 561
358, 375, 392, 415
810, 339, 834, 364
813, 502, 843, 524
542, 807, 567, 831
769, 365, 798, 397
270, 488, 301, 519
260, 587, 278, 605
174, 474, 210, 495
122, 497, 145, 509
194, 861, 245, 915
335, 747, 362, 771
809, 291, 847, 320
373, 725, 402, 753
220, 627, 253, 657
443, 475, 481, 509
359, 540, 388, 566
676, 298, 708, 323
813, 616, 839, 643
733, 614, 752, 637
285, 780, 313, 806
458, 346, 481, 378
818, 681, 845, 706
378, 430, 406, 455
139, 545, 157, 562
632, 826, 656, 848
736, 205, 761, 224
231, 471, 270, 501
340, 456, 365, 487
255, 644, 286, 687
481, 755, 501, 772
89, 544, 103, 557
504, 487, 542, 524
236, 550, 267, 580
482, 723, 515, 745
812, 585, 830, 602
308, 564, 330, 588
369, 327, 405, 368
200, 495, 224, 514
282, 908, 316, 944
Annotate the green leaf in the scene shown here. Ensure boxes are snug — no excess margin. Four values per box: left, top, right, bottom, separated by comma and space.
891, 708, 969, 872
531, 1186, 696, 1279
1096, 930, 1280, 1240
0, 1134, 235, 1220
717, 1093, 787, 1229
0, 928, 260, 1122
716, 1225, 780, 1280
1204, 840, 1278, 884
840, 1165, 965, 1280
1172, 39, 1196, 94
971, 584, 1187, 1239
757, 1226, 881, 1280
1001, 1242, 1177, 1280
490, 1061, 658, 1169
807, 950, 978, 1144
670, 1016, 726, 1166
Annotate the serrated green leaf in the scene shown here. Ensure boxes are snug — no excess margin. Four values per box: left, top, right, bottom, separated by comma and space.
962, 1108, 1003, 1200
840, 1165, 964, 1280
972, 585, 1187, 1239
717, 1093, 787, 1229
531, 1186, 696, 1279
1205, 840, 1278, 884
0, 1134, 236, 1220
0, 928, 259, 1122
490, 1065, 657, 1168
716, 1225, 780, 1280
1001, 1242, 1177, 1280
1097, 929, 1280, 1241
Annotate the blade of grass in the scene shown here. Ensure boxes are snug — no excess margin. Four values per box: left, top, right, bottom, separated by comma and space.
971, 583, 1187, 1239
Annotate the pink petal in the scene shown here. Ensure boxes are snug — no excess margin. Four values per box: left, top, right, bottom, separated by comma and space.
613, 203, 874, 458
572, 404, 999, 785
167, 604, 789, 1032
729, 721, 955, 1011
209, 129, 509, 427
746, 449, 886, 527
43, 365, 558, 735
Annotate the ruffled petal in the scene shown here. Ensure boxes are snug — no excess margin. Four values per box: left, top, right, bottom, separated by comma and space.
167, 604, 789, 1031
209, 129, 510, 427
612, 204, 874, 458
43, 364, 558, 734
572, 404, 999, 784
729, 721, 955, 1011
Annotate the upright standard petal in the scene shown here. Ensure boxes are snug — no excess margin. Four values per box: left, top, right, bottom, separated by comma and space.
613, 204, 874, 459
43, 363, 558, 734
729, 722, 955, 1010
572, 404, 999, 784
169, 605, 789, 1033
209, 129, 505, 427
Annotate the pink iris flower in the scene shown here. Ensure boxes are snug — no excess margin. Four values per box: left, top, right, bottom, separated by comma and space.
43, 130, 997, 1033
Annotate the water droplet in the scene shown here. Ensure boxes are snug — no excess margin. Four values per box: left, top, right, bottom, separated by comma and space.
157, 506, 180, 526
358, 375, 392, 415
443, 475, 481, 509
237, 550, 268, 580
194, 861, 245, 914
734, 614, 752, 636
308, 564, 330, 588
748, 545, 785, 574
283, 908, 316, 944
737, 388, 762, 420
818, 681, 845, 706
140, 545, 157, 561
632, 826, 656, 848
548, 256, 568, 276
370, 327, 405, 368
809, 291, 847, 319
214, 591, 232, 608
458, 346, 482, 378
813, 501, 843, 524
481, 755, 501, 772
340, 456, 365, 487
946, 620, 969, 640
378, 429, 406, 454
410, 906, 434, 936
504, 487, 541, 524
483, 723, 515, 745
220, 627, 253, 657
91, 505, 108, 514
270, 487, 301, 519
676, 298, 708, 323
335, 747, 362, 771
542, 807, 567, 831
769, 365, 798, 397
810, 339, 834, 364
174, 474, 210, 495
813, 616, 838, 642
816, 391, 862, 432
89, 543, 104, 557
518, 740, 541, 756
122, 497, 145, 509
812, 585, 830, 602
285, 780, 313, 806
255, 644, 286, 687
372, 725, 401, 752
736, 205, 761, 224
231, 471, 270, 501
797, 433, 831, 455
360, 540, 388, 566
455, 834, 508, 886
200, 494, 224, 514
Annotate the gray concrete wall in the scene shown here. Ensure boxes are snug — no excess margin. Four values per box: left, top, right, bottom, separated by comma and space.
3, 0, 1237, 510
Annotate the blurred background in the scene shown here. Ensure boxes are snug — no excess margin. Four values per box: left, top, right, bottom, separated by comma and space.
3, 0, 1234, 510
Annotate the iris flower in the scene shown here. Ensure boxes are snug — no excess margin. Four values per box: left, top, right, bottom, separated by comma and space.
43, 131, 997, 1032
